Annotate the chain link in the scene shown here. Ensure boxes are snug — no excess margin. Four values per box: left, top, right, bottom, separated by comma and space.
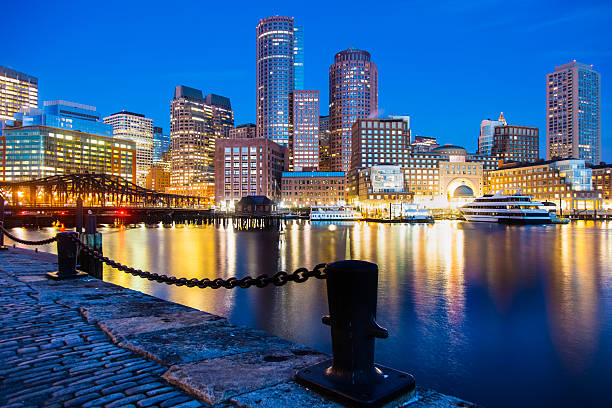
0, 224, 58, 246
68, 234, 327, 288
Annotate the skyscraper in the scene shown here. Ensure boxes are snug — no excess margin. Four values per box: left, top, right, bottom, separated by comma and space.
294, 26, 304, 90
546, 61, 601, 165
0, 66, 38, 121
256, 16, 296, 146
290, 90, 319, 171
478, 113, 506, 155
329, 48, 378, 172
169, 85, 233, 189
153, 126, 170, 164
318, 115, 331, 171
104, 111, 154, 186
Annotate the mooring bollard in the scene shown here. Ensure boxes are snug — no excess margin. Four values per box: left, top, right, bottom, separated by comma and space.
296, 260, 415, 406
79, 214, 103, 279
46, 232, 88, 280
0, 197, 7, 251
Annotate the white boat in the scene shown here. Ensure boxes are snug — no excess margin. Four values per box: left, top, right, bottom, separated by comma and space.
402, 203, 434, 223
460, 190, 552, 224
310, 205, 359, 221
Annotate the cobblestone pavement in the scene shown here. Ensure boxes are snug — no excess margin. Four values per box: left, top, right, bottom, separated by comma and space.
0, 250, 206, 408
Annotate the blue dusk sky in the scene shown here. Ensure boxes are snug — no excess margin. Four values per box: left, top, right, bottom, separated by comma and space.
3, 0, 611, 160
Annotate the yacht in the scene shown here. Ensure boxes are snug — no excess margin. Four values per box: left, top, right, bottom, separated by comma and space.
310, 205, 360, 221
460, 190, 552, 224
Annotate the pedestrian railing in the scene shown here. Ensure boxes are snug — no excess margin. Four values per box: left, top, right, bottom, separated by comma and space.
0, 220, 416, 406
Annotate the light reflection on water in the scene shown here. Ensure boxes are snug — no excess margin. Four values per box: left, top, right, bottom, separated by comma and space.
10, 221, 612, 407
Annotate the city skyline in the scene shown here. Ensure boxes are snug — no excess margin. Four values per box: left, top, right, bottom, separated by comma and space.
2, 0, 611, 161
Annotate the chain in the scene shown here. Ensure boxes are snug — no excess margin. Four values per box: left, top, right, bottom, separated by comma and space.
0, 224, 58, 246
68, 234, 327, 288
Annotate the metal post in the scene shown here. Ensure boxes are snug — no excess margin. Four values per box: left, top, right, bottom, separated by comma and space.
296, 260, 415, 406
76, 197, 83, 233
46, 232, 88, 280
0, 196, 7, 251
80, 214, 103, 279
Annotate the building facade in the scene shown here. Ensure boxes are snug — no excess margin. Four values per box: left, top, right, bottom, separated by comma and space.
591, 164, 612, 207
491, 124, 539, 163
104, 111, 154, 186
230, 124, 257, 139
318, 115, 330, 171
214, 138, 289, 208
0, 66, 38, 121
329, 48, 378, 172
153, 126, 170, 164
294, 26, 304, 90
290, 90, 319, 171
350, 118, 411, 171
145, 151, 171, 192
256, 16, 296, 146
169, 85, 233, 188
546, 61, 601, 165
1, 125, 136, 183
281, 171, 345, 207
489, 159, 601, 211
478, 113, 506, 155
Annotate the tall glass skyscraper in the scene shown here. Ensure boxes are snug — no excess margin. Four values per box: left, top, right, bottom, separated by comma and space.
256, 16, 296, 146
329, 48, 378, 172
293, 26, 304, 90
546, 61, 601, 165
478, 112, 506, 155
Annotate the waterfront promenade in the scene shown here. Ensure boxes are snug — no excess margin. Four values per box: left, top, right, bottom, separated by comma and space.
0, 247, 476, 407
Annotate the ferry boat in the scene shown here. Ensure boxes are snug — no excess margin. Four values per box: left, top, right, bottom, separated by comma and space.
310, 205, 360, 221
460, 190, 552, 224
402, 203, 435, 223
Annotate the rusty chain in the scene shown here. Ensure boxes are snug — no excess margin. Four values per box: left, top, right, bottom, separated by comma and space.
0, 223, 58, 246
68, 233, 327, 289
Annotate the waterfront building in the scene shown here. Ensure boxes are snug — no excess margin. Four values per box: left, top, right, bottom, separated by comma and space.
0, 124, 136, 183
290, 90, 319, 171
318, 115, 330, 171
0, 66, 38, 121
214, 138, 289, 209
170, 85, 234, 189
546, 61, 601, 165
590, 163, 612, 208
281, 171, 345, 207
488, 159, 602, 211
411, 136, 439, 153
256, 16, 296, 146
329, 48, 378, 171
104, 111, 154, 187
153, 127, 170, 164
350, 118, 411, 171
14, 100, 112, 137
491, 124, 539, 164
145, 151, 171, 192
355, 164, 414, 215
478, 113, 506, 155
230, 123, 257, 139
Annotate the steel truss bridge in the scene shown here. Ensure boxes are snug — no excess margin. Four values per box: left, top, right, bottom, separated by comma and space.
0, 174, 206, 208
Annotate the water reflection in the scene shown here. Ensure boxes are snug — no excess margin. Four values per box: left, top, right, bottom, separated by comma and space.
8, 221, 612, 407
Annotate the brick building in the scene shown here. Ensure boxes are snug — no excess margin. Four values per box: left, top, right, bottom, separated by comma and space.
281, 171, 345, 207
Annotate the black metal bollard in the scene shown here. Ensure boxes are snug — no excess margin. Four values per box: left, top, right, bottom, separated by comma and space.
296, 260, 415, 407
46, 232, 88, 280
75, 197, 83, 233
79, 214, 103, 279
0, 197, 8, 251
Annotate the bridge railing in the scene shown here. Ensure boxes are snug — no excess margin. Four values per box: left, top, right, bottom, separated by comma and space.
0, 223, 416, 406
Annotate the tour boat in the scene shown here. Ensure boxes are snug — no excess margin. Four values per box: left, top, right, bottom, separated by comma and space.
310, 205, 360, 221
460, 190, 552, 224
402, 203, 435, 223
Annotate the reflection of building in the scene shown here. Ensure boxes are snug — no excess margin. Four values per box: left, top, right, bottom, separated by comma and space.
170, 86, 234, 187
214, 138, 289, 208
290, 90, 319, 170
104, 111, 154, 187
590, 163, 611, 208
230, 123, 256, 139
478, 113, 506, 155
281, 171, 345, 207
256, 16, 296, 146
546, 61, 601, 165
329, 48, 378, 171
488, 159, 602, 211
0, 66, 38, 121
318, 115, 330, 171
1, 125, 136, 182
411, 136, 439, 152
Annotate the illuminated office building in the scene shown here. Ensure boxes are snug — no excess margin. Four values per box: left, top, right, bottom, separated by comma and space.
350, 118, 411, 171
230, 123, 257, 139
546, 61, 601, 165
104, 111, 154, 186
329, 48, 378, 171
205, 94, 234, 139
318, 115, 330, 171
491, 124, 539, 163
478, 113, 506, 155
153, 126, 170, 163
290, 90, 319, 170
0, 66, 38, 121
294, 26, 304, 90
256, 16, 296, 145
